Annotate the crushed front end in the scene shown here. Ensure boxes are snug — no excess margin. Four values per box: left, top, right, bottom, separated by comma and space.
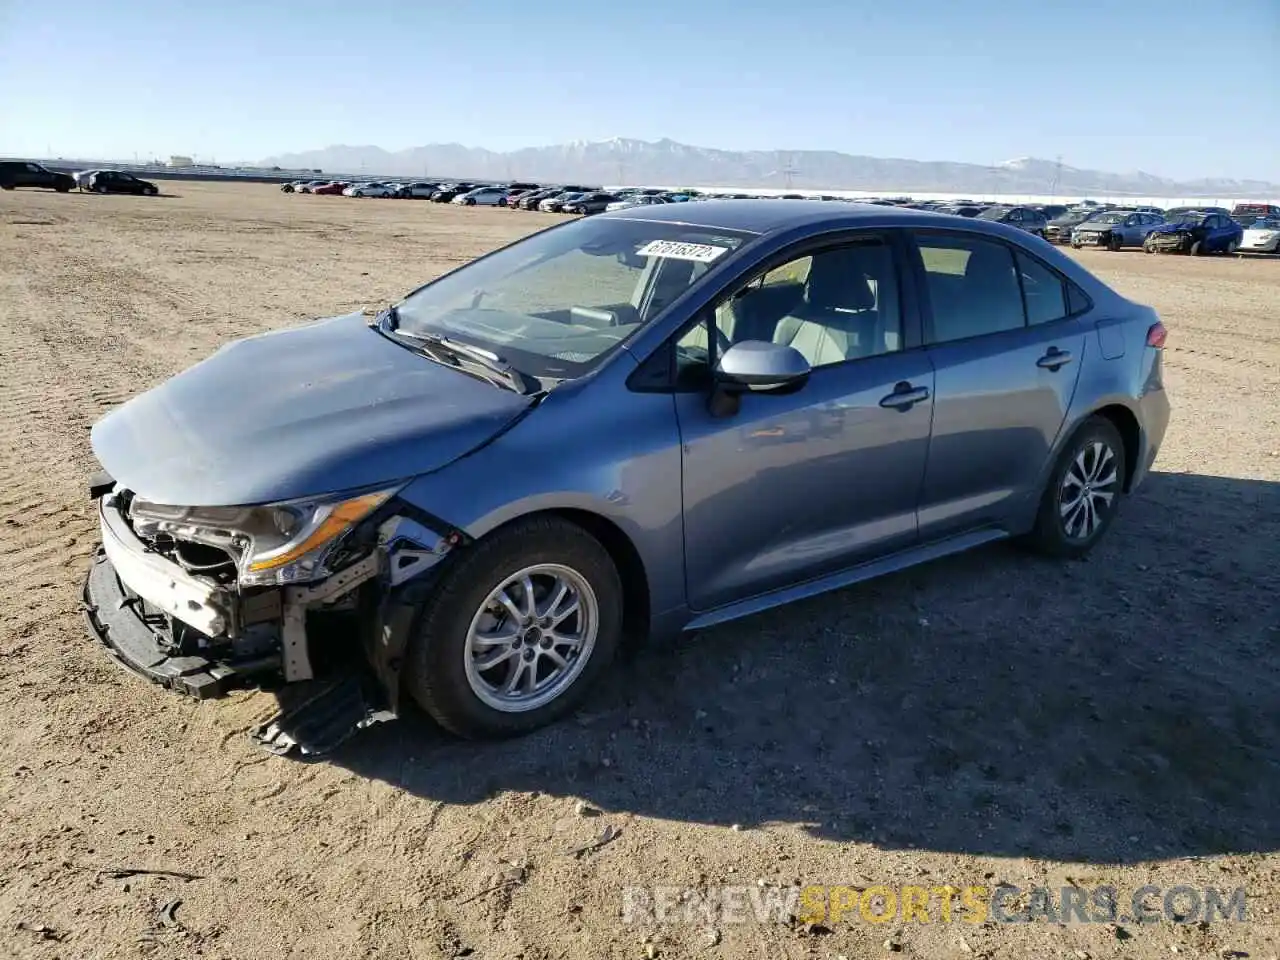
83, 476, 461, 754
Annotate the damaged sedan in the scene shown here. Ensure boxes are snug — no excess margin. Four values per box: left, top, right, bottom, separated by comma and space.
85, 201, 1170, 754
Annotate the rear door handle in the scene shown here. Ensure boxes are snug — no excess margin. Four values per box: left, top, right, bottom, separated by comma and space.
879, 382, 931, 410
1037, 348, 1073, 370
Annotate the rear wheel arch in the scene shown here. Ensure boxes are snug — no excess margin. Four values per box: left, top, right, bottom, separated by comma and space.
1082, 403, 1141, 493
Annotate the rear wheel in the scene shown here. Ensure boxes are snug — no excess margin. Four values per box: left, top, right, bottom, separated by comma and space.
404, 516, 622, 739
1226, 239, 1239, 255
1025, 416, 1126, 559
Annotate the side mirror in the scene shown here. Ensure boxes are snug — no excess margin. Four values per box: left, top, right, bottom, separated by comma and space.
708, 341, 809, 417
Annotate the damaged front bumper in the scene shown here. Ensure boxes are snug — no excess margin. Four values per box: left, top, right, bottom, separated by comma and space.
83, 482, 458, 753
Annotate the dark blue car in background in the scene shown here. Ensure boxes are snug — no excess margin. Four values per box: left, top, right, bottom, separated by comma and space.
1144, 211, 1244, 255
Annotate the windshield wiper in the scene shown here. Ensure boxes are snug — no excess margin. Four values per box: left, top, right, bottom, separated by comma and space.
390, 328, 536, 394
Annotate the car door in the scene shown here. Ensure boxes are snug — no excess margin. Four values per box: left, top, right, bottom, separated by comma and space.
672, 231, 934, 611
908, 230, 1087, 540
1211, 215, 1239, 251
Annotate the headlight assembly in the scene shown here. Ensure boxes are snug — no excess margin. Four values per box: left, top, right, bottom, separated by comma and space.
129, 488, 397, 586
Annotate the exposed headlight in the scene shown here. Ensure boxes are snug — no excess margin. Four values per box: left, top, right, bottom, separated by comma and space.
129, 488, 397, 586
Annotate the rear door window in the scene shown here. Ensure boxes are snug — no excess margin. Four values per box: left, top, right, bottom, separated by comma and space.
1015, 252, 1069, 325
914, 234, 1025, 343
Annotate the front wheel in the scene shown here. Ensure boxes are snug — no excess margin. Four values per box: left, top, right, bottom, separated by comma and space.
404, 516, 623, 739
1025, 416, 1126, 559
1189, 240, 1203, 256
1107, 234, 1123, 252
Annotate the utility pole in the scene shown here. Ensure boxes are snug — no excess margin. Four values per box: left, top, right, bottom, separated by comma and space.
783, 154, 798, 189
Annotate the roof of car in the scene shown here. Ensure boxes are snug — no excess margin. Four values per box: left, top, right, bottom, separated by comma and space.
597, 198, 942, 234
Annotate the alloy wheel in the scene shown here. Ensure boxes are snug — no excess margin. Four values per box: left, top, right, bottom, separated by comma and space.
1059, 441, 1118, 540
463, 563, 598, 713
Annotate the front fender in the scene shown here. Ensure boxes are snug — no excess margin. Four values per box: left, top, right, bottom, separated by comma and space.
394, 370, 688, 621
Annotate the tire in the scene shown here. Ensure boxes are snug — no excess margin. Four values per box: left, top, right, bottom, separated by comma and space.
1226, 240, 1239, 255
1144, 243, 1154, 254
1189, 240, 1203, 256
1, 184, 13, 191
465, 198, 475, 206
56, 184, 71, 193
404, 516, 623, 739
146, 187, 157, 196
1025, 416, 1126, 559
1107, 234, 1122, 252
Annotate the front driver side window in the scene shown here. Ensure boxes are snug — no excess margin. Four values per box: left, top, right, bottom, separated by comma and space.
674, 238, 904, 372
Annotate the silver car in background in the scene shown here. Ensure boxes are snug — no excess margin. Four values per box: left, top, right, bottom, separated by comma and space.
1072, 210, 1166, 250
83, 201, 1171, 753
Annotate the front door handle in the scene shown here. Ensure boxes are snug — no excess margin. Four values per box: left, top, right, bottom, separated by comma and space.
879, 382, 931, 410
1037, 348, 1073, 370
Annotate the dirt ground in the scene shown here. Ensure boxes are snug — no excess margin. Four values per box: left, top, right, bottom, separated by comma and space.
1, 182, 1277, 960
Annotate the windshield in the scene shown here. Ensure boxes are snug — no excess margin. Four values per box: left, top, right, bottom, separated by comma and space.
1169, 213, 1205, 225
1091, 213, 1127, 224
976, 207, 1010, 220
393, 217, 751, 380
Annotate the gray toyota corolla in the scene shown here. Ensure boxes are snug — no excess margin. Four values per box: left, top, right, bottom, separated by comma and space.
84, 200, 1170, 753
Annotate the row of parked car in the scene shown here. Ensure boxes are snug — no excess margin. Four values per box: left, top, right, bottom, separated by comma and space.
0, 161, 161, 195
1039, 202, 1280, 255
284, 176, 1278, 255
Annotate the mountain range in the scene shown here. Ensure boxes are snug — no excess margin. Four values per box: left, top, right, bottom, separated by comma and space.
260, 138, 1278, 198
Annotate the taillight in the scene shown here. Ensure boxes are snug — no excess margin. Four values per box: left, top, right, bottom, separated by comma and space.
1146, 321, 1167, 349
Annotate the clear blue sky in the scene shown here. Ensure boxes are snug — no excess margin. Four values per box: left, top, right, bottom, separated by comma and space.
2, 0, 1276, 181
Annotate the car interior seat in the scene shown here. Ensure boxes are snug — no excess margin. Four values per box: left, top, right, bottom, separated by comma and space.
770, 246, 885, 366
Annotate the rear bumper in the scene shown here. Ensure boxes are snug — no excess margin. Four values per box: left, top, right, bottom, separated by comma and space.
1134, 386, 1171, 490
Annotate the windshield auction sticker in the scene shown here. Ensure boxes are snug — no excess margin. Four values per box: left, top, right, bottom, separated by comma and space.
637, 240, 730, 263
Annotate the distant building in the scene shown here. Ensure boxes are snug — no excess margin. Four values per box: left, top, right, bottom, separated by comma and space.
168, 155, 195, 168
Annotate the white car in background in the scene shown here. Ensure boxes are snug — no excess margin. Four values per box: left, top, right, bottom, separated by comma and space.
1239, 217, 1280, 253
452, 185, 510, 206
342, 182, 395, 198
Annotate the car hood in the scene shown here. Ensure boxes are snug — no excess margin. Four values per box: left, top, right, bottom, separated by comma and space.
90, 312, 534, 507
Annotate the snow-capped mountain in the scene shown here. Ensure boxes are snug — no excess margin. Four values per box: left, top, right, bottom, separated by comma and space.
259, 139, 1279, 198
